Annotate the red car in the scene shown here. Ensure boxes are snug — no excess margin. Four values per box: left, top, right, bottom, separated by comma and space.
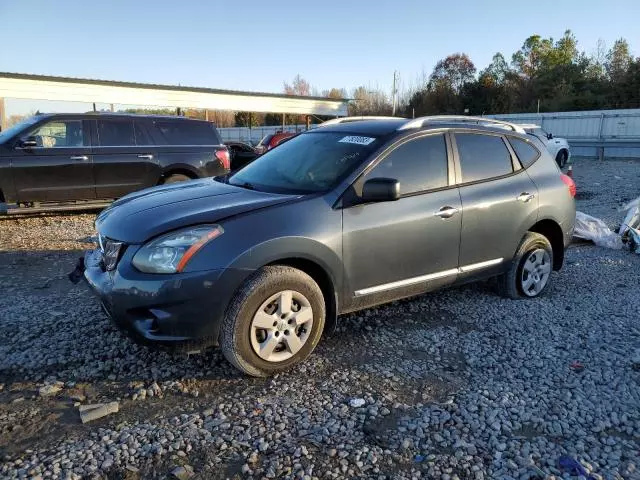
254, 131, 296, 154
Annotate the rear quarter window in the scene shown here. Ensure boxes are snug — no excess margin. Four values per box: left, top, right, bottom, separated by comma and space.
153, 120, 221, 145
508, 137, 540, 168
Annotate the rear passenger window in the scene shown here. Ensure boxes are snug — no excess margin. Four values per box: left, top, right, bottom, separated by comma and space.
133, 120, 153, 146
456, 133, 513, 183
508, 137, 540, 168
98, 120, 135, 146
367, 134, 448, 195
153, 121, 220, 145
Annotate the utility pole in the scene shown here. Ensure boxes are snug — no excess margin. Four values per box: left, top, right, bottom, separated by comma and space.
391, 71, 399, 116
537, 99, 540, 114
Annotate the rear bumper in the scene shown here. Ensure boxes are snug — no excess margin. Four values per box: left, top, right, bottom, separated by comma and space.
82, 249, 252, 347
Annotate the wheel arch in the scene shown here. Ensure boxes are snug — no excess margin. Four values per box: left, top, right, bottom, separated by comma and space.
528, 219, 564, 270
159, 165, 200, 184
266, 257, 339, 337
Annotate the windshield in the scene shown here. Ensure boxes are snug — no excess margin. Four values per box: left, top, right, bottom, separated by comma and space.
257, 134, 273, 147
227, 131, 380, 194
0, 115, 41, 144
527, 128, 549, 140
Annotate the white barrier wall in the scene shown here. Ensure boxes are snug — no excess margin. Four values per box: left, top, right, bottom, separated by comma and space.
487, 109, 640, 158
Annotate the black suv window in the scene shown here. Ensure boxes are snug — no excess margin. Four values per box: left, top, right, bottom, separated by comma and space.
367, 134, 448, 195
153, 120, 220, 145
456, 133, 513, 183
98, 119, 135, 146
508, 137, 540, 168
28, 120, 85, 147
133, 120, 153, 146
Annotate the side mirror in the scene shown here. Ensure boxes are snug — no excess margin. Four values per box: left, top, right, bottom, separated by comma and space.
19, 136, 38, 148
361, 178, 400, 202
547, 133, 553, 140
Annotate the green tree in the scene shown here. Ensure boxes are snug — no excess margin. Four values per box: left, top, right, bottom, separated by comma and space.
606, 39, 632, 82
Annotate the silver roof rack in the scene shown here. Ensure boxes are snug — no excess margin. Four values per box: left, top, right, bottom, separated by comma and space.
398, 115, 526, 134
318, 116, 404, 127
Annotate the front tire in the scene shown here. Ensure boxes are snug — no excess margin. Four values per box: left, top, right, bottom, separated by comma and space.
220, 266, 325, 377
497, 232, 553, 299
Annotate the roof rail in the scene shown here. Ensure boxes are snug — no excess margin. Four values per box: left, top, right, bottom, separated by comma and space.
318, 116, 404, 127
398, 115, 526, 134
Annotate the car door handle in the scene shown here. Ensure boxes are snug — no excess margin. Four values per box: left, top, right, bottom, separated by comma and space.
70, 155, 89, 161
434, 206, 459, 218
517, 192, 535, 203
137, 154, 154, 160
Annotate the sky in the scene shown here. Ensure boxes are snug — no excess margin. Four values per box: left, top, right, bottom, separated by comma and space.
1, 0, 639, 115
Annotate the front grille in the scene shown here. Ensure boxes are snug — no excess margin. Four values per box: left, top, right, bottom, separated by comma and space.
98, 233, 124, 271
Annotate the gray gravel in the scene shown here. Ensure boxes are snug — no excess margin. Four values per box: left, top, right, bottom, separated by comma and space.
1, 158, 639, 479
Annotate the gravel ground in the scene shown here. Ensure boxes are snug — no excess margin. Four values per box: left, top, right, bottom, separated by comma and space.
0, 158, 639, 480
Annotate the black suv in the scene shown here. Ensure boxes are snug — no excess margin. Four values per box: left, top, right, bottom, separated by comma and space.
0, 113, 230, 212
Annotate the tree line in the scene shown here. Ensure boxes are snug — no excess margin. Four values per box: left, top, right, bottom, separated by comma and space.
278, 31, 639, 121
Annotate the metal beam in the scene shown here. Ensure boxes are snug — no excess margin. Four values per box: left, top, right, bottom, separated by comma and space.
0, 97, 5, 131
0, 72, 349, 116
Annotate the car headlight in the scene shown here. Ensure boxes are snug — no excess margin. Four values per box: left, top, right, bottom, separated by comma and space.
132, 225, 224, 274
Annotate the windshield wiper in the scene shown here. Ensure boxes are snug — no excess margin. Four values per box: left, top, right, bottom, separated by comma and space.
236, 181, 257, 191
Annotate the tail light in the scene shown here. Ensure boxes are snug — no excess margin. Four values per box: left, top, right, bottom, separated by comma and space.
215, 149, 231, 170
560, 174, 576, 197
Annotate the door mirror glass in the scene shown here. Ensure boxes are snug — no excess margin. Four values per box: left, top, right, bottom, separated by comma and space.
19, 136, 38, 148
361, 178, 400, 202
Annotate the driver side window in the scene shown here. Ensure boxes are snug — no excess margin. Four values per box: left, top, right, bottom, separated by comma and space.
28, 120, 85, 148
365, 134, 448, 196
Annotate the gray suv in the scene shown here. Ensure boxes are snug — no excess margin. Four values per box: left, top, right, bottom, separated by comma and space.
80, 116, 576, 376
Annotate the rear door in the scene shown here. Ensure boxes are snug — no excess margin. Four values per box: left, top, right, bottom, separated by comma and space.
342, 133, 461, 304
150, 119, 226, 178
11, 118, 95, 202
453, 131, 539, 280
93, 118, 161, 199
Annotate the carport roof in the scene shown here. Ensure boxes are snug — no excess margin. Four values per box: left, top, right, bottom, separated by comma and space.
0, 72, 349, 116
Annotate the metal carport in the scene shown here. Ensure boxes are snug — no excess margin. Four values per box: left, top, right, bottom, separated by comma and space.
0, 72, 349, 130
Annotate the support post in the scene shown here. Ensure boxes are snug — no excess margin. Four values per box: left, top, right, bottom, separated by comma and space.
176, 107, 181, 116
110, 103, 114, 112
282, 113, 285, 130
92, 103, 97, 112
0, 97, 6, 132
306, 115, 310, 130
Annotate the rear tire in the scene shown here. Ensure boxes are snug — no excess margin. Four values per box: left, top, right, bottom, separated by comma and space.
555, 150, 567, 168
162, 174, 192, 184
497, 232, 553, 299
220, 266, 325, 377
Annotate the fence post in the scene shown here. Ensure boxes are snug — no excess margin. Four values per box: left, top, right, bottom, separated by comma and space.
598, 113, 605, 160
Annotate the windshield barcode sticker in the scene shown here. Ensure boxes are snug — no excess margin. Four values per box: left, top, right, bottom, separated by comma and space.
339, 136, 376, 145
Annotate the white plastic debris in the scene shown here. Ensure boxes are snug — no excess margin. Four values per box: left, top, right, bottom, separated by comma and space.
349, 398, 366, 408
620, 196, 640, 235
79, 401, 119, 423
574, 212, 623, 249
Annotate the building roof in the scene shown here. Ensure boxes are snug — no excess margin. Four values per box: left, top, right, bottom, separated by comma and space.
0, 72, 344, 103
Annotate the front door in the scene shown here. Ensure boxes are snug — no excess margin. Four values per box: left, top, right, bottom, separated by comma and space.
342, 133, 461, 302
453, 131, 539, 280
92, 118, 160, 199
11, 118, 94, 202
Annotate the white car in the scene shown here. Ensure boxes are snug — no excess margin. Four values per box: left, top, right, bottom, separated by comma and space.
520, 124, 571, 168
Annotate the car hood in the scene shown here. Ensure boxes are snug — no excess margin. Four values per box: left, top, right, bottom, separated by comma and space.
96, 178, 299, 243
